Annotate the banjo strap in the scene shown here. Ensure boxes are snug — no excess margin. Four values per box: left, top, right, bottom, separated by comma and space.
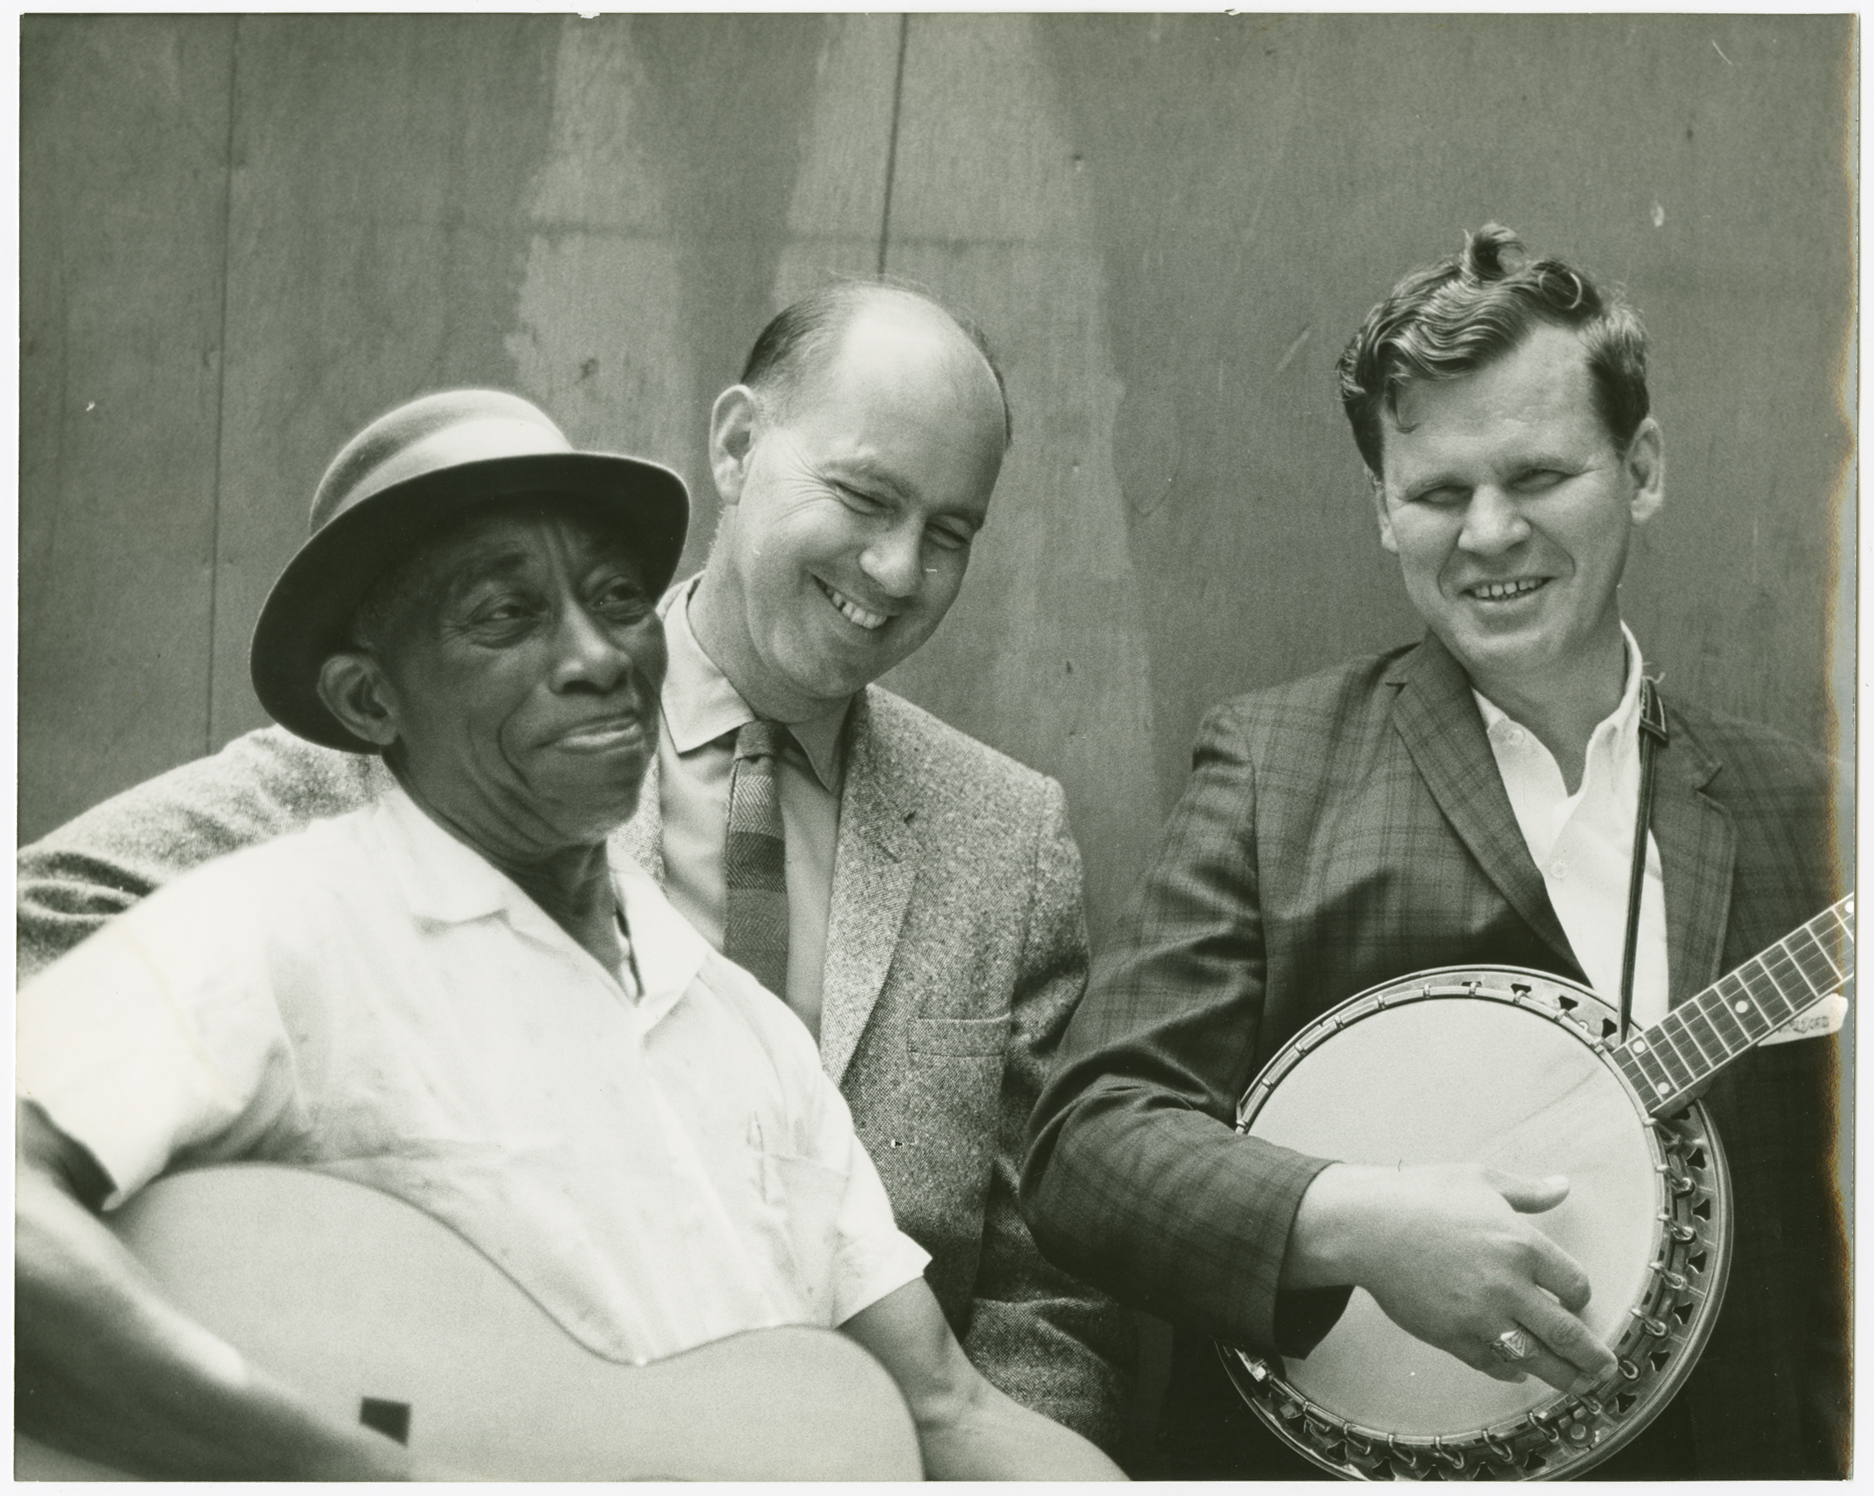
1618, 678, 1669, 1041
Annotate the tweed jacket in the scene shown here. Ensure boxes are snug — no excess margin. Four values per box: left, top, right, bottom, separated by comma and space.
17, 695, 1131, 1447
1023, 633, 1847, 1476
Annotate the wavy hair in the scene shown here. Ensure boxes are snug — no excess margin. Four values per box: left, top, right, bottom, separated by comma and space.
1336, 224, 1648, 474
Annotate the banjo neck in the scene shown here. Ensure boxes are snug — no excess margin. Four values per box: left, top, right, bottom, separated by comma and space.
1613, 894, 1854, 1116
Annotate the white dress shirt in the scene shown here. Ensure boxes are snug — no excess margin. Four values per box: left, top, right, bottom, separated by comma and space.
17, 785, 928, 1366
656, 578, 846, 1026
1473, 624, 1671, 1029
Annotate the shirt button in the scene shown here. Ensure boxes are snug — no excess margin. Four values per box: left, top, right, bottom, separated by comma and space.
1550, 860, 1568, 879
1506, 727, 1526, 746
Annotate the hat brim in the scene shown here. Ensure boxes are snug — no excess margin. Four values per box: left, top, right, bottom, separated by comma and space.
250, 451, 689, 753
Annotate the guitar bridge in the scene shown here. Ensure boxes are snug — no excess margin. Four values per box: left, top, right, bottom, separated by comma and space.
359, 1397, 412, 1445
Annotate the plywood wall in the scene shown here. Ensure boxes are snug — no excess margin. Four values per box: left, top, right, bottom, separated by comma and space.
21, 14, 1854, 942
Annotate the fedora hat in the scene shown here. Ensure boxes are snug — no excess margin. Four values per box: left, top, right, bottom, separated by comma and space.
250, 389, 689, 753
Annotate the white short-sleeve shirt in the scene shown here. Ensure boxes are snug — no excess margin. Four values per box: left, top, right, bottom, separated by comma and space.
16, 786, 929, 1366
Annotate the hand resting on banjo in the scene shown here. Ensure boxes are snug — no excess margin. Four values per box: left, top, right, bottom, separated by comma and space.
1282, 1159, 1621, 1398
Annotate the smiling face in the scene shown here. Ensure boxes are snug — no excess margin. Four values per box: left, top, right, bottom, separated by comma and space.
1372, 323, 1663, 706
320, 500, 668, 857
689, 305, 1007, 721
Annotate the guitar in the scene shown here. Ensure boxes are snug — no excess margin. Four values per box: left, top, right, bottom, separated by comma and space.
16, 1164, 923, 1481
1222, 895, 1852, 1480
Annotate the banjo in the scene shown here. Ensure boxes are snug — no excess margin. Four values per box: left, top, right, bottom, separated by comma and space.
1222, 894, 1852, 1480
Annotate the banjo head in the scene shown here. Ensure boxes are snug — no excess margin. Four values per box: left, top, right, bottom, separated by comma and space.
1225, 967, 1731, 1480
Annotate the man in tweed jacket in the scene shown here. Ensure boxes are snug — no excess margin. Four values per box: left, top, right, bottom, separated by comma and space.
1024, 228, 1847, 1477
18, 286, 1131, 1448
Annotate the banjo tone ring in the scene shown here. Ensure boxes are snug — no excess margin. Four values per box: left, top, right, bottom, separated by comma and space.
1222, 967, 1733, 1480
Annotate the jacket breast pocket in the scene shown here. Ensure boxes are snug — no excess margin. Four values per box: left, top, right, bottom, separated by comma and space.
906, 1013, 1012, 1058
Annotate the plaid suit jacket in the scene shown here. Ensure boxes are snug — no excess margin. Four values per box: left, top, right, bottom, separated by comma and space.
1024, 633, 1847, 1476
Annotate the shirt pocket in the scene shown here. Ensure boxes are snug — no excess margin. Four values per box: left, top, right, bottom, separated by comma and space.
758, 1147, 847, 1320
906, 1013, 1012, 1058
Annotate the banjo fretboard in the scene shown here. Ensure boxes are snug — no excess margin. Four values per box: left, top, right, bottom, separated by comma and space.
1613, 895, 1854, 1113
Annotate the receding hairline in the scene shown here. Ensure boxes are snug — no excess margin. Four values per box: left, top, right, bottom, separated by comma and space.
740, 282, 1013, 447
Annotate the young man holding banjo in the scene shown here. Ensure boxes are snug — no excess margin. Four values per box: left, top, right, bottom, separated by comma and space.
1024, 226, 1849, 1479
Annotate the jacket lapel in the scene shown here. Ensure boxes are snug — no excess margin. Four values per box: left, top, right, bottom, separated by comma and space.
1388, 635, 1578, 969
819, 691, 917, 1084
1647, 702, 1736, 1004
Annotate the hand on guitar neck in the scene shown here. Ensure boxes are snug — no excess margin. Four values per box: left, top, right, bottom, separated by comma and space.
1283, 1160, 1620, 1397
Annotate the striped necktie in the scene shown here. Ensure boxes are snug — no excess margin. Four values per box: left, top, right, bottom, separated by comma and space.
723, 718, 790, 999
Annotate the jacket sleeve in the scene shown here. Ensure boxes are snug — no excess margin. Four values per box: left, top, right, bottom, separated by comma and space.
954, 777, 1135, 1452
1021, 702, 1344, 1357
17, 727, 389, 983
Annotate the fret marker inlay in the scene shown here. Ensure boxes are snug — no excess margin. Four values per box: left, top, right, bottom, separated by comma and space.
1614, 894, 1854, 1119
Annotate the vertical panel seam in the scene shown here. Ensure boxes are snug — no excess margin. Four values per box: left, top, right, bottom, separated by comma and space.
204, 15, 241, 754
875, 13, 911, 277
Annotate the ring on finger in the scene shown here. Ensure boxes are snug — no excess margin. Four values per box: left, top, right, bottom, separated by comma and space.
1489, 1327, 1536, 1364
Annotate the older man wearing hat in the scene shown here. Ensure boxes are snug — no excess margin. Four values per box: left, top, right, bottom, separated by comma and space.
19, 284, 1131, 1451
15, 391, 1123, 1482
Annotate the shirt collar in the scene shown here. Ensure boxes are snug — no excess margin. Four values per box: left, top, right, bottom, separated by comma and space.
1472, 622, 1646, 748
660, 575, 849, 793
613, 862, 711, 1025
376, 782, 706, 1021
376, 782, 554, 933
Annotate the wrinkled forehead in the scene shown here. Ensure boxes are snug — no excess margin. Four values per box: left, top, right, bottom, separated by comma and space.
783, 334, 1006, 509
360, 496, 649, 641
416, 494, 644, 585
1383, 327, 1603, 455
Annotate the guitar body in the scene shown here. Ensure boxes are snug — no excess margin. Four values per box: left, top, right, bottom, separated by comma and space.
17, 1165, 923, 1481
